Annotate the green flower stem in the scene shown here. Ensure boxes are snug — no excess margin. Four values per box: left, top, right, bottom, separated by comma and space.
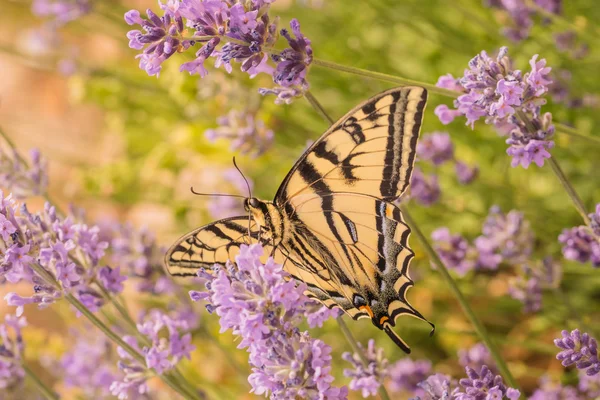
304, 90, 391, 400
337, 318, 392, 400
548, 157, 591, 225
515, 110, 591, 226
400, 207, 520, 391
22, 363, 60, 400
312, 58, 460, 98
555, 123, 600, 145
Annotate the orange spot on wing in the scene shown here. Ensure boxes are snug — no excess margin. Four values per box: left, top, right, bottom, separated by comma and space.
359, 305, 374, 318
379, 316, 389, 326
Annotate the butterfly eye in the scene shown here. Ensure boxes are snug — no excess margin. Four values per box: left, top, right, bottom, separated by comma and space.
249, 198, 260, 208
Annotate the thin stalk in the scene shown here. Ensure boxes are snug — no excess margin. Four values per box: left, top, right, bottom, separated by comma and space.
23, 363, 60, 400
400, 208, 520, 391
337, 318, 391, 400
305, 91, 334, 125
548, 157, 591, 225
555, 123, 600, 145
312, 58, 460, 98
515, 110, 590, 225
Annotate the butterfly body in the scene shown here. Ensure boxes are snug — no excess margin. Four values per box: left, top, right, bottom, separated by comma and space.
167, 87, 432, 352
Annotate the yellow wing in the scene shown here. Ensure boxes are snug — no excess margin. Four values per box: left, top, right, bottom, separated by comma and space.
275, 86, 427, 204
272, 87, 431, 352
165, 217, 284, 277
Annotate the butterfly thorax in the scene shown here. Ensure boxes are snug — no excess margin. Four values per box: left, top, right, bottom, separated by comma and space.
244, 197, 285, 246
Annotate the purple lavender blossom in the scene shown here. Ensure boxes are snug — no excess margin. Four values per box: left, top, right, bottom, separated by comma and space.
410, 168, 440, 206
98, 266, 127, 294
343, 339, 388, 398
61, 332, 119, 398
414, 373, 456, 400
529, 375, 580, 400
388, 358, 432, 395
106, 222, 175, 294
458, 343, 494, 372
474, 206, 533, 270
205, 110, 274, 157
0, 315, 27, 390
579, 369, 600, 398
558, 226, 600, 268
306, 304, 343, 328
32, 0, 91, 25
1, 192, 112, 316
190, 244, 347, 398
125, 7, 191, 76
485, 0, 562, 42
455, 365, 520, 399
272, 19, 312, 88
436, 47, 555, 168
508, 273, 542, 313
111, 310, 196, 398
0, 147, 48, 199
417, 132, 454, 166
554, 329, 600, 376
431, 227, 476, 276
590, 204, 600, 237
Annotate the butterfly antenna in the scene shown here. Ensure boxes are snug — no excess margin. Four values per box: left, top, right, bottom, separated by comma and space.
189, 188, 246, 199
232, 156, 252, 199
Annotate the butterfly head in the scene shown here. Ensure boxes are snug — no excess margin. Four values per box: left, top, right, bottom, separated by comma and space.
243, 197, 261, 212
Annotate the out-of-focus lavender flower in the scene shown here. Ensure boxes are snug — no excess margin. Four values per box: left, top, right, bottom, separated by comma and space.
454, 161, 479, 184
409, 168, 440, 206
0, 147, 48, 199
508, 273, 542, 312
558, 226, 600, 268
190, 244, 347, 399
554, 329, 600, 376
205, 110, 274, 156
259, 85, 307, 105
343, 339, 388, 398
388, 358, 432, 395
485, 0, 562, 42
105, 222, 174, 294
435, 47, 555, 168
0, 315, 26, 390
458, 343, 494, 372
206, 168, 253, 220
529, 375, 580, 400
579, 369, 600, 398
589, 204, 600, 237
61, 331, 118, 398
431, 228, 476, 276
474, 206, 533, 270
306, 304, 343, 328
417, 132, 454, 166
32, 0, 92, 25
508, 258, 561, 312
1, 191, 114, 316
414, 373, 456, 400
455, 365, 520, 399
111, 310, 196, 399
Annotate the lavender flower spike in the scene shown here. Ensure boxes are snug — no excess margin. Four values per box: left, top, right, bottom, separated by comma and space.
455, 365, 520, 399
0, 315, 27, 390
343, 339, 389, 398
554, 329, 600, 376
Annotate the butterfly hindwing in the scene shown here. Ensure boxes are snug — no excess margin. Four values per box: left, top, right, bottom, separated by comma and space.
165, 217, 279, 276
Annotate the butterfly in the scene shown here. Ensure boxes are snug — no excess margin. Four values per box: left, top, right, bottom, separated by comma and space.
165, 86, 433, 353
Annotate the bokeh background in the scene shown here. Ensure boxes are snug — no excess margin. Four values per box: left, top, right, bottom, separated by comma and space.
1, 0, 600, 399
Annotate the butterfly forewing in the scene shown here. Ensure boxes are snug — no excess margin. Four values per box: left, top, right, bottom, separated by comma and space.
275, 86, 427, 204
